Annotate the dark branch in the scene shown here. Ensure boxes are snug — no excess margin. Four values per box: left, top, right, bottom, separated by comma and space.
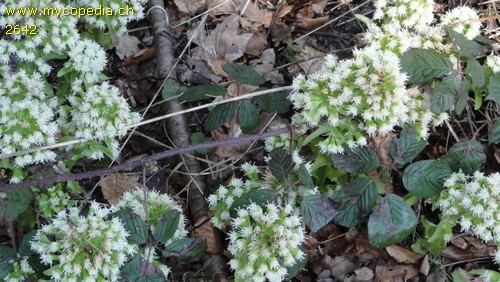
0, 128, 289, 192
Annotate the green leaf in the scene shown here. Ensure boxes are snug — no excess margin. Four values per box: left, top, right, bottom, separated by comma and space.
368, 194, 417, 248
285, 248, 307, 278
333, 178, 379, 227
222, 64, 265, 86
441, 140, 486, 174
0, 245, 15, 278
120, 255, 142, 281
445, 27, 484, 58
255, 91, 291, 113
332, 146, 378, 173
190, 132, 214, 154
455, 79, 471, 115
300, 195, 338, 232
429, 74, 460, 113
466, 59, 485, 88
469, 270, 500, 281
487, 74, 500, 104
153, 210, 181, 244
268, 149, 294, 179
298, 164, 314, 188
238, 101, 260, 133
204, 101, 237, 131
5, 188, 33, 220
400, 49, 453, 84
303, 126, 331, 147
19, 230, 36, 257
163, 238, 206, 262
181, 85, 226, 102
162, 79, 186, 100
114, 211, 149, 244
489, 121, 500, 144
403, 160, 452, 198
452, 270, 473, 282
391, 126, 427, 165
230, 189, 276, 218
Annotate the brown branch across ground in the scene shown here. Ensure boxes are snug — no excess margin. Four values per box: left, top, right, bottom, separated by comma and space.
0, 128, 288, 192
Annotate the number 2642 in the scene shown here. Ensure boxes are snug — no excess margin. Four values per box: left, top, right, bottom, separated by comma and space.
5, 24, 37, 35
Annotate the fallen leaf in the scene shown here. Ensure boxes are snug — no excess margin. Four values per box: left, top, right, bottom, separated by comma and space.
419, 255, 430, 276
296, 15, 330, 29
345, 267, 374, 282
174, 0, 206, 14
212, 129, 252, 159
246, 27, 268, 57
441, 245, 497, 261
296, 45, 326, 75
375, 265, 419, 281
189, 14, 252, 62
192, 215, 223, 253
277, 4, 293, 18
122, 47, 156, 67
99, 173, 141, 205
113, 34, 141, 60
329, 256, 356, 281
386, 245, 423, 264
250, 48, 284, 84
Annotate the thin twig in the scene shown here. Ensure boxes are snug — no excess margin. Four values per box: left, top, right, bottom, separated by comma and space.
0, 128, 289, 192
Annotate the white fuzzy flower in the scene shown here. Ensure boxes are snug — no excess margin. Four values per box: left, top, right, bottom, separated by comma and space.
440, 6, 482, 40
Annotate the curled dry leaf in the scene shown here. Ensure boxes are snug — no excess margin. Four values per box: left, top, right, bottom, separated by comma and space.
192, 215, 223, 254
385, 245, 423, 264
99, 173, 142, 205
250, 49, 284, 84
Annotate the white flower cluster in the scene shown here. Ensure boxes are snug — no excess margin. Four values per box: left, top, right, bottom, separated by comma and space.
0, 1, 80, 74
290, 46, 443, 154
113, 188, 188, 245
432, 171, 500, 264
4, 258, 36, 282
440, 6, 482, 40
61, 82, 141, 159
263, 150, 317, 205
209, 154, 316, 228
66, 39, 107, 86
373, 0, 435, 32
61, 0, 149, 36
31, 202, 137, 281
207, 175, 256, 229
38, 184, 77, 218
486, 54, 500, 74
0, 70, 58, 170
228, 203, 305, 282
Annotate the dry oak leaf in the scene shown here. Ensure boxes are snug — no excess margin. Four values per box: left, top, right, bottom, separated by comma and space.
192, 215, 223, 254
385, 245, 423, 264
99, 173, 142, 205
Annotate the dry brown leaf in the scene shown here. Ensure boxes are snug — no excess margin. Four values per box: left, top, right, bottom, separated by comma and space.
192, 215, 223, 254
419, 255, 430, 276
296, 15, 330, 29
253, 48, 285, 84
277, 4, 294, 18
122, 48, 156, 67
239, 0, 273, 27
329, 256, 356, 281
113, 34, 141, 60
441, 245, 498, 261
99, 173, 141, 204
205, 56, 229, 77
296, 45, 326, 75
174, 0, 206, 14
208, 0, 272, 27
450, 235, 469, 249
178, 46, 223, 85
375, 265, 419, 281
225, 83, 258, 98
189, 14, 252, 62
355, 233, 387, 262
347, 267, 374, 282
212, 129, 253, 159
311, 0, 328, 13
246, 27, 268, 57
385, 245, 422, 264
